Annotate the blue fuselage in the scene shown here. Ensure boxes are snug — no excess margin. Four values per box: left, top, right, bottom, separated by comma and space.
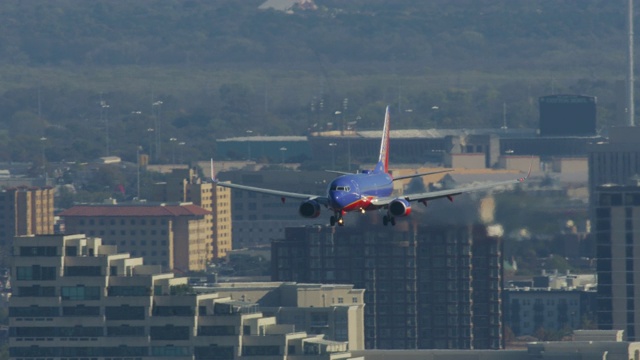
327, 172, 393, 212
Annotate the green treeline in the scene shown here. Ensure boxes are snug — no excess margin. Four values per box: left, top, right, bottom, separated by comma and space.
0, 0, 631, 164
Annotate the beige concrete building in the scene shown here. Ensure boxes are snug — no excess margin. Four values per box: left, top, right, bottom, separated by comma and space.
498, 155, 541, 173
197, 282, 366, 350
60, 202, 211, 272
551, 157, 587, 173
9, 234, 362, 360
444, 153, 486, 169
0, 186, 54, 248
152, 167, 232, 260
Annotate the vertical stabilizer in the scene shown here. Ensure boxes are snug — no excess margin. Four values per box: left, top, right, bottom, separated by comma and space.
374, 106, 391, 174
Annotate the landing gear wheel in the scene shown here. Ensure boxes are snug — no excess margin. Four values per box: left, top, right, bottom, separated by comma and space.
330, 216, 336, 226
383, 215, 389, 226
390, 217, 396, 226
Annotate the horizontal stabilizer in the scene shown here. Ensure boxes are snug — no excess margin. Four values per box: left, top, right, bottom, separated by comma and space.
325, 170, 353, 176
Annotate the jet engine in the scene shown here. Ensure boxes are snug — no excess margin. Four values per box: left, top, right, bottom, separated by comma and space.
299, 200, 321, 218
388, 198, 412, 217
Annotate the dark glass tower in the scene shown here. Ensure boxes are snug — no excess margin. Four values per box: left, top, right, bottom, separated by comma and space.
272, 222, 503, 349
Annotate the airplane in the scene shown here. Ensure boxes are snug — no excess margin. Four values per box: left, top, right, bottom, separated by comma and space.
211, 106, 530, 226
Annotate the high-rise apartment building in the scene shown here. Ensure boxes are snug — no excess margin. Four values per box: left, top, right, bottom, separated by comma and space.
588, 126, 640, 206
588, 125, 640, 341
272, 223, 504, 350
0, 186, 55, 247
152, 167, 232, 259
60, 202, 211, 272
9, 234, 360, 360
594, 183, 640, 340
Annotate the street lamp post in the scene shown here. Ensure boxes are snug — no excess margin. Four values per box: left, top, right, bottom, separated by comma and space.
136, 146, 142, 200
169, 137, 177, 163
431, 105, 440, 126
280, 147, 287, 165
178, 142, 186, 164
329, 142, 337, 170
147, 128, 154, 162
101, 102, 110, 156
246, 130, 253, 160
152, 101, 163, 161
40, 137, 47, 184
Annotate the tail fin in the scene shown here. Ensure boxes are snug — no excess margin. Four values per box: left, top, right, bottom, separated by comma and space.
374, 106, 391, 174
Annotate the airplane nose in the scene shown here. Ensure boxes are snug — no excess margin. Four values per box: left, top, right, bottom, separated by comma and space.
329, 191, 347, 209
330, 191, 355, 210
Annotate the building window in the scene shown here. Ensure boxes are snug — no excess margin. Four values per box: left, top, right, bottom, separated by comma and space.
107, 325, 146, 337
61, 286, 101, 300
16, 266, 56, 281
105, 305, 146, 320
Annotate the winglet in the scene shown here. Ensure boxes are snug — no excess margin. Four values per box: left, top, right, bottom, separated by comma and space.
518, 156, 534, 182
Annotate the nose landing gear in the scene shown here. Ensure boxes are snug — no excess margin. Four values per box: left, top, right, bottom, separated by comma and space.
382, 214, 396, 226
330, 212, 345, 227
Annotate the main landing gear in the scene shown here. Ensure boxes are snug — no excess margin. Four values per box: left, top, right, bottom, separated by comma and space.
382, 214, 396, 226
330, 212, 344, 227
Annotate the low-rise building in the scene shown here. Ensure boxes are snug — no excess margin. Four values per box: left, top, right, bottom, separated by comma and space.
503, 288, 596, 337
151, 167, 233, 260
352, 335, 640, 360
59, 202, 211, 272
197, 282, 366, 350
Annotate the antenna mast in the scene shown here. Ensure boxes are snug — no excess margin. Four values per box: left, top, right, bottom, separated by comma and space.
629, 0, 635, 126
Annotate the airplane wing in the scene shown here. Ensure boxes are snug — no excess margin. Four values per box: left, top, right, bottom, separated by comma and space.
214, 180, 325, 201
210, 159, 328, 205
370, 174, 528, 207
325, 169, 453, 179
392, 169, 454, 181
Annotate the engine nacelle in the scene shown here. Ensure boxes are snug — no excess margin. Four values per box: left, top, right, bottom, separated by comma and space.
299, 200, 321, 218
388, 198, 412, 217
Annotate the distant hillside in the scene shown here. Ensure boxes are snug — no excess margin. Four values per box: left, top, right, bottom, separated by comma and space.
0, 0, 627, 72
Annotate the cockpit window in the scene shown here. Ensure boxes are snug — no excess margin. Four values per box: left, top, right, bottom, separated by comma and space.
330, 185, 351, 192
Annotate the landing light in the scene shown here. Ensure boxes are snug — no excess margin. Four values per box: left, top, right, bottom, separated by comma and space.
360, 208, 365, 214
